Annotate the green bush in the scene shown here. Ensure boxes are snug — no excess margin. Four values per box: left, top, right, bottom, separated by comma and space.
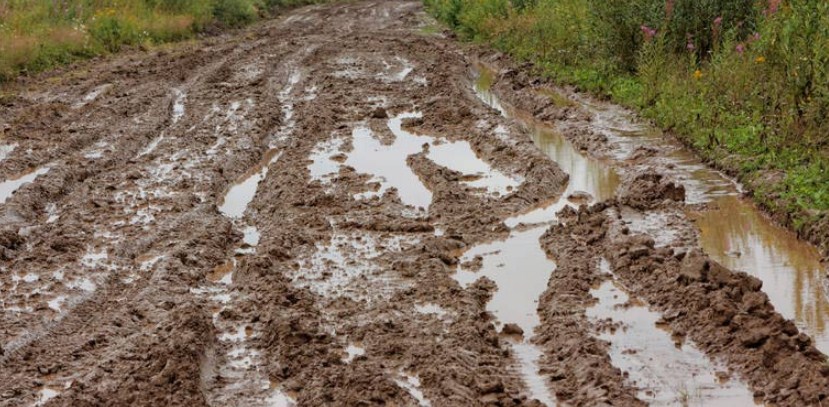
213, 0, 262, 27
89, 13, 141, 52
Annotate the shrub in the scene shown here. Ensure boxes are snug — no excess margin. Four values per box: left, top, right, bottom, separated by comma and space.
213, 0, 262, 28
89, 11, 141, 52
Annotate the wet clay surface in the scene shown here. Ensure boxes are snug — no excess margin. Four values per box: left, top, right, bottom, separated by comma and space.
474, 52, 829, 405
0, 1, 827, 406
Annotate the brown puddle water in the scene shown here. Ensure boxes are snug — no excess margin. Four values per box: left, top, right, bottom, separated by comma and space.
466, 65, 626, 406
474, 65, 620, 228
470, 64, 782, 404
572, 89, 829, 355
589, 260, 758, 406
481, 63, 829, 356
453, 227, 558, 406
690, 196, 829, 353
0, 167, 51, 205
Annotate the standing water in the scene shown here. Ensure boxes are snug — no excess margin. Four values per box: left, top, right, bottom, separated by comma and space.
588, 260, 757, 405
453, 228, 557, 406
464, 64, 622, 405
690, 196, 829, 353
572, 85, 829, 355
0, 167, 51, 205
468, 63, 771, 405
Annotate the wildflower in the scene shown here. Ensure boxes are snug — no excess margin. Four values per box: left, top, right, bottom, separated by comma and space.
693, 69, 703, 79
687, 41, 695, 52
713, 16, 723, 26
736, 43, 745, 55
764, 0, 781, 15
640, 25, 657, 41
756, 56, 766, 63
751, 32, 761, 42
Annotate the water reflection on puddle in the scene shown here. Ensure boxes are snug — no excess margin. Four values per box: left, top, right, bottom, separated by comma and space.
0, 167, 50, 205
428, 139, 522, 196
309, 111, 523, 210
0, 144, 16, 162
690, 196, 829, 353
588, 260, 757, 406
348, 116, 433, 209
219, 150, 282, 218
453, 227, 557, 405
473, 64, 619, 227
343, 343, 365, 363
475, 62, 829, 362
454, 228, 552, 331
394, 370, 431, 407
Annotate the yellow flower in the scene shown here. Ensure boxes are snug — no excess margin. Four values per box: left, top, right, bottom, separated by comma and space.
756, 56, 766, 63
693, 69, 703, 80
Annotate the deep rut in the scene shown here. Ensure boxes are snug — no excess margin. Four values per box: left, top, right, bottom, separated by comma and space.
0, 1, 827, 406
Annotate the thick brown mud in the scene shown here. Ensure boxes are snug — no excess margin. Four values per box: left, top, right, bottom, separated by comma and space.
0, 1, 827, 406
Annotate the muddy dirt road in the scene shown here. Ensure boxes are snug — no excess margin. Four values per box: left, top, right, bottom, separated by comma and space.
0, 1, 828, 406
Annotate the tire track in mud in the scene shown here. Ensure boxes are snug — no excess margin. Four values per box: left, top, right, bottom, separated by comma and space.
1, 1, 827, 406
475, 49, 829, 405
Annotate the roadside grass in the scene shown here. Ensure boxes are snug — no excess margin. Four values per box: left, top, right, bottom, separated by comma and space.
424, 0, 829, 243
0, 0, 324, 82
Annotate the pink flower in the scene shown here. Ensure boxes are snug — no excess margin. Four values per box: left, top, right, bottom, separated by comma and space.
736, 43, 745, 54
764, 0, 781, 15
687, 41, 696, 51
713, 16, 723, 26
751, 32, 761, 42
641, 25, 657, 41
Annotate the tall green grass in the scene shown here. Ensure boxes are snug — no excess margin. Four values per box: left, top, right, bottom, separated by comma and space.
0, 0, 320, 81
426, 0, 829, 235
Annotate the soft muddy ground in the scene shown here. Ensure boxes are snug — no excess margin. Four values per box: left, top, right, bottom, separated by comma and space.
0, 1, 827, 406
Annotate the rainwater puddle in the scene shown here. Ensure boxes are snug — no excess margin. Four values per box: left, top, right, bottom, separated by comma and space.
414, 303, 449, 318
453, 227, 557, 405
1, 167, 50, 205
172, 89, 186, 123
47, 296, 66, 312
588, 260, 757, 406
140, 135, 165, 157
576, 97, 739, 205
619, 207, 684, 249
83, 140, 109, 159
242, 226, 260, 246
33, 387, 60, 406
0, 144, 16, 162
74, 84, 111, 108
394, 371, 431, 407
389, 58, 414, 82
308, 137, 346, 185
344, 112, 522, 208
266, 387, 296, 407
690, 196, 829, 353
474, 67, 508, 117
219, 150, 282, 218
428, 140, 522, 196
343, 344, 365, 363
347, 117, 433, 209
472, 65, 619, 227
